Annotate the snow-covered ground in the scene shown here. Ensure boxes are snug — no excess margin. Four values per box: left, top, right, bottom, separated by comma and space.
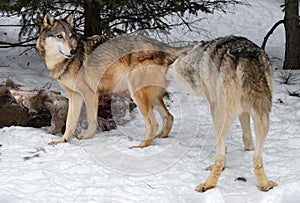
1, 0, 300, 202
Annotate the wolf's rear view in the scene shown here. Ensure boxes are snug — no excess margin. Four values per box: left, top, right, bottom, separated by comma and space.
167, 36, 276, 192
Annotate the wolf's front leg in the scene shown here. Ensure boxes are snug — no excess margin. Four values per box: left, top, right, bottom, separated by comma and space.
49, 92, 83, 144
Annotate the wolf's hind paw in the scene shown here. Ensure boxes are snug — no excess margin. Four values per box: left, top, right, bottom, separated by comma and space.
195, 183, 215, 192
205, 164, 225, 171
258, 180, 277, 191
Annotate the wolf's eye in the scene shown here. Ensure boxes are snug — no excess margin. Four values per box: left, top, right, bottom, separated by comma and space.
57, 34, 63, 39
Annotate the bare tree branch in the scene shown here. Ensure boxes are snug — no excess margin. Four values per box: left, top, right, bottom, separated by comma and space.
261, 19, 284, 50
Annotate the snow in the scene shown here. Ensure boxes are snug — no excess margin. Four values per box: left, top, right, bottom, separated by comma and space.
1, 0, 300, 202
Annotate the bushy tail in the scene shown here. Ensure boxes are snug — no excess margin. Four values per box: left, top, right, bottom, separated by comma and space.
242, 54, 273, 114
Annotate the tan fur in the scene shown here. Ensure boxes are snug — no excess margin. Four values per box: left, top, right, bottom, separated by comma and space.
36, 13, 192, 148
167, 36, 277, 192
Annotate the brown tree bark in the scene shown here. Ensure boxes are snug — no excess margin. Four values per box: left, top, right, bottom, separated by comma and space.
283, 0, 300, 70
83, 0, 103, 36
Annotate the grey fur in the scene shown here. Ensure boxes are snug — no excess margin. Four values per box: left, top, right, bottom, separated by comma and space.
167, 36, 276, 192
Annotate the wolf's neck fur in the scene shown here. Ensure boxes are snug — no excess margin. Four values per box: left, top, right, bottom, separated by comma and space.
40, 38, 72, 79
44, 52, 71, 80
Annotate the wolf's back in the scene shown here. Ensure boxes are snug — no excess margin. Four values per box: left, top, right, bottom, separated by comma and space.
167, 36, 273, 113
199, 36, 273, 113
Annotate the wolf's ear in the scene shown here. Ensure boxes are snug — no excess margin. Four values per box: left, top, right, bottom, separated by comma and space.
64, 14, 74, 28
42, 12, 54, 30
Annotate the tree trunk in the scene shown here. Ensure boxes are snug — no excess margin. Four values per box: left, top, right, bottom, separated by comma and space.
83, 0, 103, 36
283, 0, 300, 70
83, 1, 117, 131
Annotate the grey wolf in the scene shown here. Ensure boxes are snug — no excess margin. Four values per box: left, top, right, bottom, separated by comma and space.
167, 36, 277, 191
36, 13, 191, 148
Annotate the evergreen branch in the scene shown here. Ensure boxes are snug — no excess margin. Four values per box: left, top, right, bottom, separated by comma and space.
0, 38, 36, 48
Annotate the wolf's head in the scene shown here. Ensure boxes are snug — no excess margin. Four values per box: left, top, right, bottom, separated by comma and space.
37, 13, 78, 59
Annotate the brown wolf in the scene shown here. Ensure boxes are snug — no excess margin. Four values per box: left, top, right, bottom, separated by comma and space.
36, 13, 191, 148
167, 36, 277, 192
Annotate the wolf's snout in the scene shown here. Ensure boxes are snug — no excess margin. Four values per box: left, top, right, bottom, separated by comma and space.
70, 49, 77, 55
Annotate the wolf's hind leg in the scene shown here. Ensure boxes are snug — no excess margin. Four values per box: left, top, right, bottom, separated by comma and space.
77, 90, 99, 140
130, 87, 158, 148
239, 112, 254, 151
154, 96, 173, 138
252, 110, 277, 191
196, 103, 233, 192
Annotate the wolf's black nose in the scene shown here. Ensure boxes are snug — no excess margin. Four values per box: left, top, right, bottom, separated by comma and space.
70, 49, 77, 55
